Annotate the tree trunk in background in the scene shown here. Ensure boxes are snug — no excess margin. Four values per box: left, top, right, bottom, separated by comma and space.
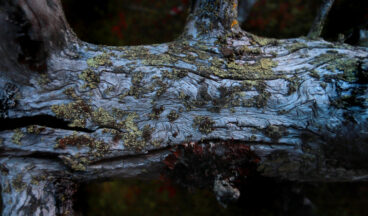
0, 0, 367, 215
238, 0, 258, 24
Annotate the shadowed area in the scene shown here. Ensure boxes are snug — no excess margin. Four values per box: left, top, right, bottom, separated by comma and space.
61, 0, 190, 46
74, 179, 368, 216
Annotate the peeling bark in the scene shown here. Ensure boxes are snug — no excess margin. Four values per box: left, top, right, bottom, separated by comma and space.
1, 0, 368, 215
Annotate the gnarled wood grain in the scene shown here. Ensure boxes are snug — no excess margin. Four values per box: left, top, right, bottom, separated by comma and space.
0, 0, 367, 215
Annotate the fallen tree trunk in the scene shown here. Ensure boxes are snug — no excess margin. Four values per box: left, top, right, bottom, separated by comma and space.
0, 0, 367, 215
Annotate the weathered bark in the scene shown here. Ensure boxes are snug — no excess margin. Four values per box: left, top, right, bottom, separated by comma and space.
0, 0, 367, 215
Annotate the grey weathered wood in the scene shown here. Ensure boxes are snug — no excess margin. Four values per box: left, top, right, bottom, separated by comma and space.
1, 0, 367, 215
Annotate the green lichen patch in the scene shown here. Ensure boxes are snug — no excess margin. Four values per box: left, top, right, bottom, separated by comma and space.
309, 53, 340, 66
161, 69, 188, 80
79, 69, 100, 89
52, 99, 125, 129
63, 87, 79, 99
26, 125, 45, 134
12, 173, 26, 192
193, 116, 215, 134
119, 46, 150, 60
91, 107, 117, 128
167, 110, 180, 122
209, 85, 241, 111
153, 79, 168, 98
51, 100, 91, 128
263, 125, 288, 141
122, 113, 146, 150
325, 58, 359, 82
12, 129, 24, 145
238, 81, 271, 108
210, 58, 278, 80
250, 35, 278, 46
309, 70, 320, 79
235, 45, 262, 56
102, 128, 122, 142
178, 91, 194, 111
60, 155, 87, 172
37, 74, 51, 86
111, 108, 128, 119
30, 175, 46, 186
142, 53, 177, 66
286, 42, 307, 53
87, 52, 113, 68
149, 105, 165, 120
309, 53, 360, 82
128, 72, 146, 98
250, 91, 272, 108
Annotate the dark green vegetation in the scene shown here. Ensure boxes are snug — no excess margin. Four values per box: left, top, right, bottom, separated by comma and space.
74, 180, 368, 216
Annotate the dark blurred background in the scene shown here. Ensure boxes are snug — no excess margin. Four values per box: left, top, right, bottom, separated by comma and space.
61, 0, 368, 46
2, 0, 367, 215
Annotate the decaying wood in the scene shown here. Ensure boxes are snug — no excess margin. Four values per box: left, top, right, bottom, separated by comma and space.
0, 0, 367, 215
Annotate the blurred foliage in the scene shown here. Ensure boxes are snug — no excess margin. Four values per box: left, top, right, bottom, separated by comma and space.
74, 179, 368, 216
61, 0, 367, 45
323, 0, 368, 43
306, 182, 368, 216
74, 179, 232, 216
243, 0, 320, 38
61, 0, 190, 46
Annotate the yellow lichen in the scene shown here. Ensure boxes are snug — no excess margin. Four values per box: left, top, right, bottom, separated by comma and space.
12, 129, 24, 145
63, 87, 79, 99
210, 58, 278, 80
122, 113, 146, 150
87, 52, 113, 68
60, 155, 86, 172
193, 116, 215, 134
79, 69, 100, 89
167, 110, 180, 122
250, 35, 278, 46
51, 100, 91, 127
91, 107, 116, 127
26, 125, 45, 134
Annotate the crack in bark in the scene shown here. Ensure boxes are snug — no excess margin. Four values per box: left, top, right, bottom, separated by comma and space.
89, 146, 172, 166
0, 115, 93, 132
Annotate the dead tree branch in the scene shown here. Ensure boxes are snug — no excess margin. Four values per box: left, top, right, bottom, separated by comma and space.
0, 0, 367, 214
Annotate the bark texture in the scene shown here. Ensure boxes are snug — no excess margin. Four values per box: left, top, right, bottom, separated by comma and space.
0, 0, 368, 215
